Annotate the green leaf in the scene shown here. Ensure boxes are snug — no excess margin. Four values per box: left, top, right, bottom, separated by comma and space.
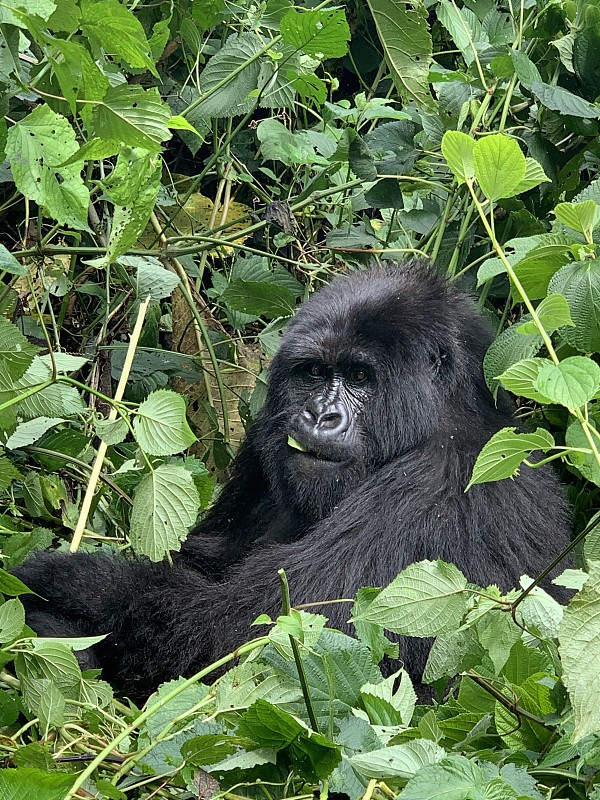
0, 597, 25, 641
473, 134, 527, 201
360, 669, 416, 726
466, 427, 555, 488
0, 767, 75, 799
560, 562, 600, 741
0, 456, 22, 490
134, 389, 196, 456
195, 32, 263, 119
92, 86, 172, 152
222, 279, 296, 318
97, 152, 163, 266
6, 105, 90, 231
423, 628, 485, 683
513, 157, 551, 194
518, 295, 574, 335
287, 435, 307, 452
534, 356, 600, 410
354, 560, 468, 636
95, 417, 128, 446
0, 317, 38, 383
441, 130, 475, 184
0, 568, 32, 595
437, 0, 490, 66
42, 34, 108, 115
0, 244, 26, 276
566, 420, 600, 486
531, 80, 600, 118
257, 118, 323, 166
554, 200, 600, 235
549, 259, 600, 351
129, 463, 200, 560
398, 755, 496, 800
483, 323, 543, 393
80, 0, 156, 75
237, 699, 341, 781
280, 8, 350, 58
6, 417, 66, 450
511, 49, 541, 90
134, 258, 180, 300
497, 358, 552, 403
349, 739, 445, 780
0, 0, 57, 25
364, 0, 433, 107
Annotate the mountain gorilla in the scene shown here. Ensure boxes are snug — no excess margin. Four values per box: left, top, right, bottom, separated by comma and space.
16, 261, 571, 700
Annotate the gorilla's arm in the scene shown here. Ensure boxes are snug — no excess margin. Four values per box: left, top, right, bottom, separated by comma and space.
16, 439, 570, 700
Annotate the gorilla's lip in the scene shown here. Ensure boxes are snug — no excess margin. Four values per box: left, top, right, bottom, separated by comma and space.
287, 436, 345, 463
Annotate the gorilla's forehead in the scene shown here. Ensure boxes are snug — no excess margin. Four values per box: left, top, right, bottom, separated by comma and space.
283, 266, 450, 361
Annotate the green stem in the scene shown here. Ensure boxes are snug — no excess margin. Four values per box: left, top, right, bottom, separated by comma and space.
278, 569, 320, 733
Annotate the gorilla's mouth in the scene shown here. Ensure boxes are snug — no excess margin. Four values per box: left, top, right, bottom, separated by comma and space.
287, 434, 345, 464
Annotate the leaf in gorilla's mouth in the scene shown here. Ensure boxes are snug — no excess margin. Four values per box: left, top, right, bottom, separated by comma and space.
287, 435, 308, 452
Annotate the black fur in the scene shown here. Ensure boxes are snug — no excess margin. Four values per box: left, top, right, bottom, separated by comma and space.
16, 262, 571, 699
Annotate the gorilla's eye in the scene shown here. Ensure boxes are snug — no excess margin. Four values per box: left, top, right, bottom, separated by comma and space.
349, 367, 368, 384
306, 363, 326, 379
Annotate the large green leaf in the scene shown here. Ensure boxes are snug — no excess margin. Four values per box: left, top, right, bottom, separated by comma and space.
0, 317, 38, 383
129, 463, 200, 560
473, 134, 526, 201
92, 86, 172, 152
531, 80, 600, 118
222, 279, 296, 318
280, 8, 350, 58
194, 31, 263, 119
80, 0, 156, 74
483, 322, 543, 392
6, 105, 90, 230
133, 389, 196, 456
441, 130, 475, 184
355, 560, 468, 636
549, 259, 600, 352
535, 356, 600, 410
364, 0, 432, 107
0, 767, 75, 799
349, 739, 445, 780
466, 427, 555, 488
437, 0, 490, 66
559, 563, 600, 742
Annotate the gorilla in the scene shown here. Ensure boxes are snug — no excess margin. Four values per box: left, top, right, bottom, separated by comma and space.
16, 261, 571, 700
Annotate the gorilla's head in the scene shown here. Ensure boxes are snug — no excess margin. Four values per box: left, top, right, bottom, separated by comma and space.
256, 261, 500, 521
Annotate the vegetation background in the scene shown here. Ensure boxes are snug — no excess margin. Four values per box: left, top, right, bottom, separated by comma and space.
1, 0, 600, 796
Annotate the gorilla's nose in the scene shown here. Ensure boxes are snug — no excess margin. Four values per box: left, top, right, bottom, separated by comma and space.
298, 398, 350, 440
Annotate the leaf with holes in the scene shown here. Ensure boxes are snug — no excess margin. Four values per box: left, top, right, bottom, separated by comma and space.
466, 427, 555, 488
6, 105, 90, 230
92, 86, 171, 152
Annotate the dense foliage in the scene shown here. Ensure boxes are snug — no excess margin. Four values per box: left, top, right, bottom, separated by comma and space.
0, 0, 600, 796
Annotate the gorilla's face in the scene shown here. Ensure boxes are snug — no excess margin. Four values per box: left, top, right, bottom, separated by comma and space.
256, 264, 487, 522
